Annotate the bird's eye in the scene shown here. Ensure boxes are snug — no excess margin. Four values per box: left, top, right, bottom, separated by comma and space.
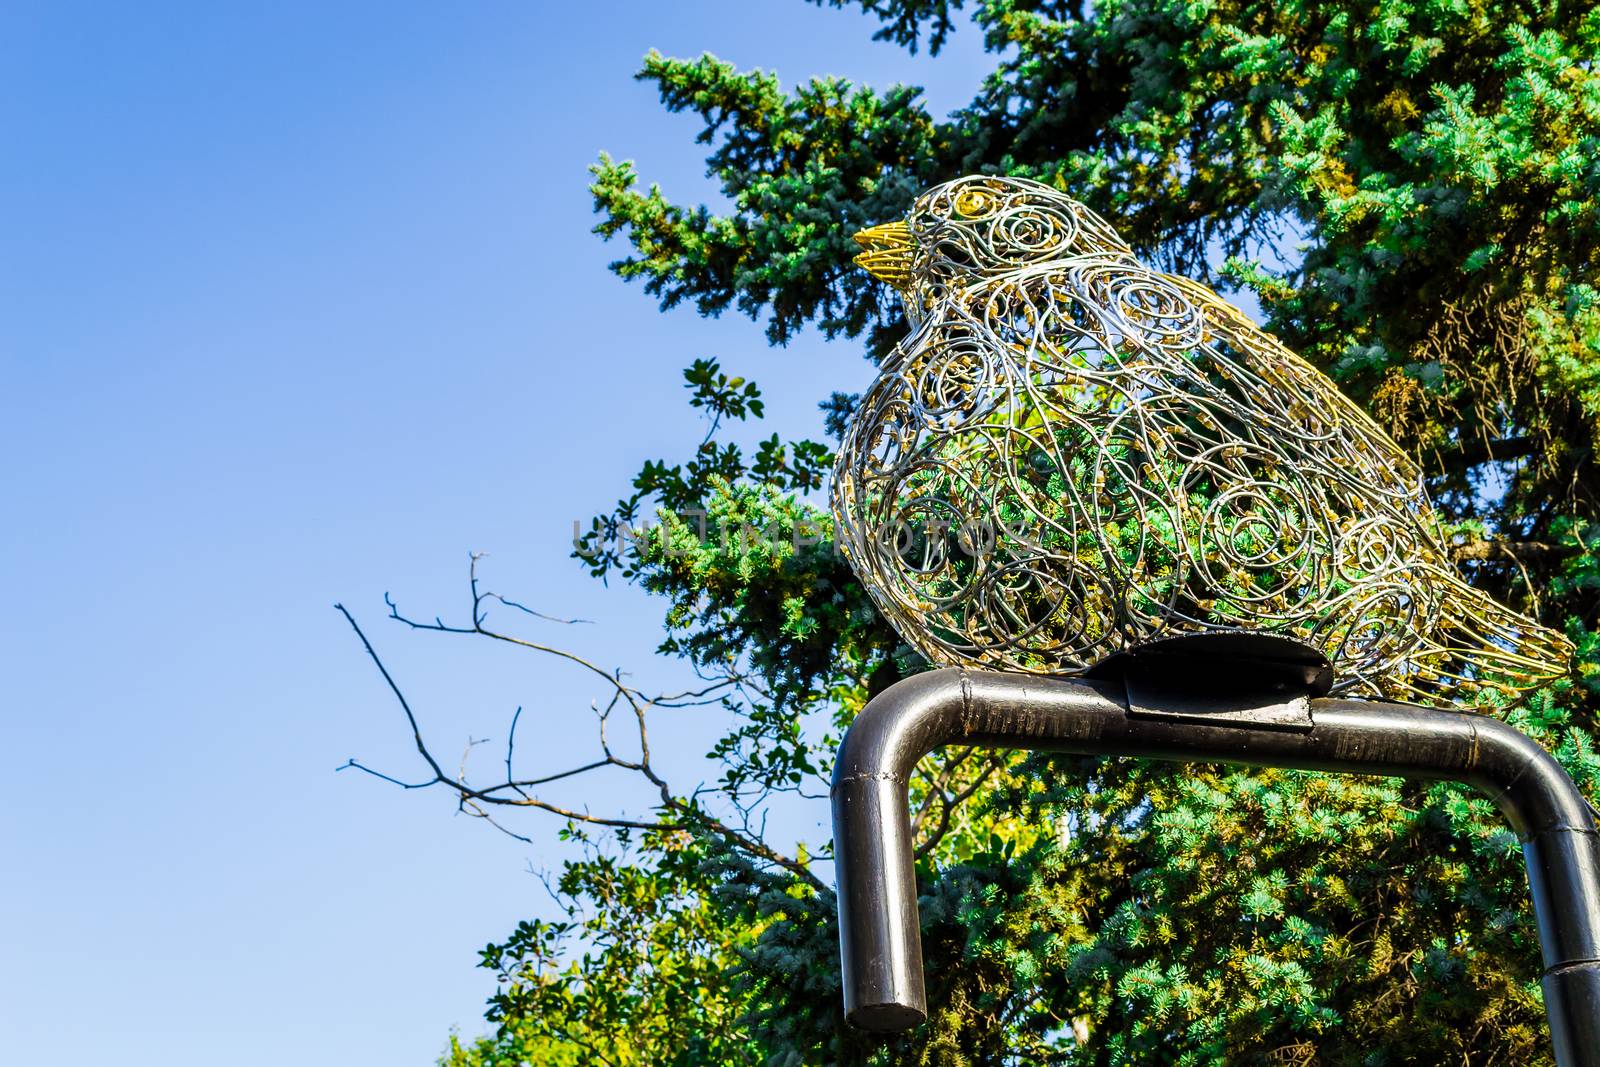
954, 188, 993, 218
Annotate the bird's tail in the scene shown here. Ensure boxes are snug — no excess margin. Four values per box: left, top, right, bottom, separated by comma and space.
1382, 571, 1573, 702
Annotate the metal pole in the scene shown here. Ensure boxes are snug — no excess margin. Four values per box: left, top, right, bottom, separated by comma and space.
831, 667, 1600, 1065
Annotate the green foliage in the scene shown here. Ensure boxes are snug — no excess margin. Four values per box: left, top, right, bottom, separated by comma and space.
685, 357, 765, 427
445, 2, 1600, 1064
441, 830, 763, 1066
571, 362, 833, 580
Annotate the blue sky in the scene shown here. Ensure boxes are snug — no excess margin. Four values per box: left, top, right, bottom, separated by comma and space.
0, 2, 997, 1063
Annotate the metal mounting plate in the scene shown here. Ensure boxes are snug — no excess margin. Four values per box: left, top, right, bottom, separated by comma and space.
1085, 631, 1333, 733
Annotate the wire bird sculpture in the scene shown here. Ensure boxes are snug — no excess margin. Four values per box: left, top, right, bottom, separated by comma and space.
832, 175, 1572, 702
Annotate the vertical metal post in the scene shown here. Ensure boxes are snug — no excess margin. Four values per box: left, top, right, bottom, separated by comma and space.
832, 667, 1600, 1065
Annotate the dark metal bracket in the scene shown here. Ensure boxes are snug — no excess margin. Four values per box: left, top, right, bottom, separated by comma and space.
1087, 631, 1329, 733
831, 656, 1600, 1066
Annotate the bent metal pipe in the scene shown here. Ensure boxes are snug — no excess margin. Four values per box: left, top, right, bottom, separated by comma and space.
832, 668, 1600, 1065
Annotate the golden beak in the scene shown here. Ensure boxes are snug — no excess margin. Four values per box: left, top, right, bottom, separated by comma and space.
852, 221, 914, 288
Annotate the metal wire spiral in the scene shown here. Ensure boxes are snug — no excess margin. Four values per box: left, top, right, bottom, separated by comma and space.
832, 176, 1572, 701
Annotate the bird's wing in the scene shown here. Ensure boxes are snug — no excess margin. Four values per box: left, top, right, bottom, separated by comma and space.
1158, 273, 1426, 502
976, 258, 1457, 645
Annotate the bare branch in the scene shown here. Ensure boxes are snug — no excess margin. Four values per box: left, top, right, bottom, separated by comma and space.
338, 555, 824, 891
336, 602, 446, 783
915, 753, 1006, 859
1450, 539, 1567, 563
490, 593, 593, 626
911, 745, 977, 839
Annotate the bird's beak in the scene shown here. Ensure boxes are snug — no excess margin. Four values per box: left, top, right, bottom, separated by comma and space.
853, 222, 914, 288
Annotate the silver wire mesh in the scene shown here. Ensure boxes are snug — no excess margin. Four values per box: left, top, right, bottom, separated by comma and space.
832, 176, 1571, 701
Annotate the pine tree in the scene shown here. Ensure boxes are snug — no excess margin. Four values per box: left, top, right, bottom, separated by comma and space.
439, 2, 1600, 1063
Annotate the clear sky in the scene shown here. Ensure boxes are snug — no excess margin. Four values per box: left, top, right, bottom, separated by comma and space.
0, 2, 996, 1063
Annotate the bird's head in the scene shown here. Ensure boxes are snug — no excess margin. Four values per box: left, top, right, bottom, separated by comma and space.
853, 175, 1133, 310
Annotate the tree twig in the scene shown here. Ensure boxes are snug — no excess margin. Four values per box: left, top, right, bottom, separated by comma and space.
337, 555, 824, 891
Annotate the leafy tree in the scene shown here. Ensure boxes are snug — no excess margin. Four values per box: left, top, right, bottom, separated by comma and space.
347, 2, 1600, 1063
